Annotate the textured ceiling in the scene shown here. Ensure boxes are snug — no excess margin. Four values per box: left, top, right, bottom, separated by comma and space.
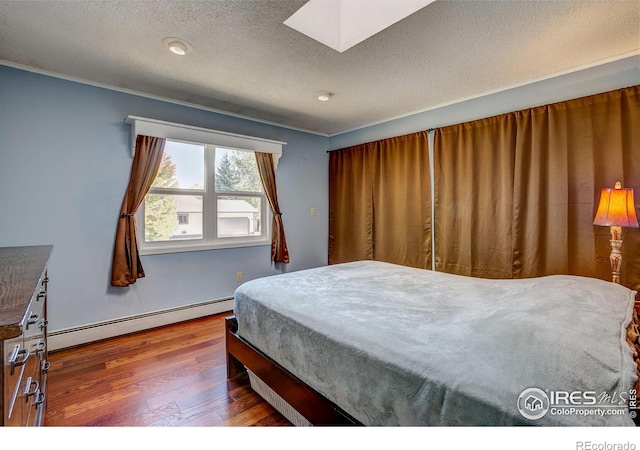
0, 0, 638, 135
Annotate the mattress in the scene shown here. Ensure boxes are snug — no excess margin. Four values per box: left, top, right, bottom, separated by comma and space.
233, 260, 638, 426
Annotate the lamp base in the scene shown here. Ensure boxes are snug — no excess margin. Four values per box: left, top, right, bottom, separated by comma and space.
609, 238, 622, 284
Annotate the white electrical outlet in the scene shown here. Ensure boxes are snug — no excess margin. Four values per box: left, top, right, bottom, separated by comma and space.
236, 272, 243, 282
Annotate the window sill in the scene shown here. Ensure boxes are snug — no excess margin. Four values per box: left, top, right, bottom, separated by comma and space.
140, 239, 271, 256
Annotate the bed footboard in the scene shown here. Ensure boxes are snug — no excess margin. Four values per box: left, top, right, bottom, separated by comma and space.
224, 315, 361, 426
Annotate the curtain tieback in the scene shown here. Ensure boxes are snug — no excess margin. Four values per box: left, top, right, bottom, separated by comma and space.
274, 211, 283, 216
121, 212, 135, 217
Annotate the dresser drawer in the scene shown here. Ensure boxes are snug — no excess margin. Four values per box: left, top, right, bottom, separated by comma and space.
22, 285, 47, 426
22, 334, 46, 426
3, 337, 27, 426
24, 290, 46, 340
0, 245, 52, 427
22, 373, 44, 426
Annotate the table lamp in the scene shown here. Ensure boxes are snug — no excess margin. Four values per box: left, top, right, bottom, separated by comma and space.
593, 181, 639, 284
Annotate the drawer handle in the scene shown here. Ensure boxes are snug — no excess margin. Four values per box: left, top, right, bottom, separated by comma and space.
41, 360, 51, 372
9, 346, 29, 375
34, 340, 46, 354
42, 277, 49, 285
37, 291, 46, 301
36, 391, 46, 409
24, 377, 40, 399
26, 313, 39, 330
8, 344, 20, 363
40, 319, 48, 331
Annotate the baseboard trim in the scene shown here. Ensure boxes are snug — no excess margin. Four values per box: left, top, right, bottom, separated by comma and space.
48, 297, 234, 351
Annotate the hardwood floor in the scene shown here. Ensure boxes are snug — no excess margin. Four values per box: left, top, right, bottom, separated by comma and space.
43, 312, 291, 426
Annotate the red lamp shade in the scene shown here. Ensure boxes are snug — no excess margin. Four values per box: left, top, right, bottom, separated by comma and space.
593, 183, 639, 228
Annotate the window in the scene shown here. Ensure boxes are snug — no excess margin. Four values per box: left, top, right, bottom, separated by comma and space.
140, 140, 269, 253
126, 116, 285, 255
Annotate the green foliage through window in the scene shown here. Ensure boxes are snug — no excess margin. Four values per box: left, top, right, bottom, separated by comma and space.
145, 154, 179, 241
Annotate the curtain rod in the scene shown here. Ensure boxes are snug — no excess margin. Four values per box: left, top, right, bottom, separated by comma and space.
326, 128, 436, 153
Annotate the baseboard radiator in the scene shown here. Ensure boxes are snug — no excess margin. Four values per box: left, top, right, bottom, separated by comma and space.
48, 297, 234, 351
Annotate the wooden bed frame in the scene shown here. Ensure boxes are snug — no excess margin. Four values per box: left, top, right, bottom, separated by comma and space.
226, 291, 640, 426
225, 315, 361, 426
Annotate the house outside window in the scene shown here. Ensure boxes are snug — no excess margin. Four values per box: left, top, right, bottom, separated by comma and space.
177, 213, 189, 225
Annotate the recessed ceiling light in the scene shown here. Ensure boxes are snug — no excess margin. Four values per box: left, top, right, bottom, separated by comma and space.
162, 37, 193, 56
316, 91, 334, 102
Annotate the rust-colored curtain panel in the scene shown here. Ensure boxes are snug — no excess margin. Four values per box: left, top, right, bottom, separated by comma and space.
328, 144, 374, 264
434, 85, 640, 289
512, 86, 640, 287
329, 131, 431, 269
371, 133, 431, 268
615, 86, 640, 289
111, 135, 166, 287
255, 152, 290, 264
434, 117, 517, 278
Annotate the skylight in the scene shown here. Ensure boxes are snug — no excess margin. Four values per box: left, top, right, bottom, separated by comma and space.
284, 0, 436, 53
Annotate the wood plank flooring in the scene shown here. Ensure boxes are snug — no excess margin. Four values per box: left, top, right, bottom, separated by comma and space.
43, 312, 291, 426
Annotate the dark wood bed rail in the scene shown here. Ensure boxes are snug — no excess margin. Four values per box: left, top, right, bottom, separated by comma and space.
225, 315, 361, 426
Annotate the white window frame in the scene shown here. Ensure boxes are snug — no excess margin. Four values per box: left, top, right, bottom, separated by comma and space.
126, 116, 286, 255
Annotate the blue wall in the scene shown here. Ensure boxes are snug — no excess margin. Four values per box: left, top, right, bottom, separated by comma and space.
0, 65, 330, 331
1, 55, 637, 334
329, 55, 640, 149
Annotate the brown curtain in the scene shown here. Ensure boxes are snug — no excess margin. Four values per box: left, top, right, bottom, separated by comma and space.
434, 85, 640, 289
328, 144, 374, 263
111, 135, 166, 287
434, 117, 517, 278
616, 87, 640, 289
513, 94, 602, 279
329, 131, 431, 269
255, 152, 290, 264
514, 86, 640, 288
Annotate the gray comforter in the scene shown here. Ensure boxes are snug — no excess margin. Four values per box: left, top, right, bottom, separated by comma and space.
234, 261, 638, 426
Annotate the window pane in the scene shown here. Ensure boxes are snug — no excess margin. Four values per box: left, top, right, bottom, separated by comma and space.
152, 141, 205, 190
217, 196, 262, 238
215, 148, 262, 192
145, 194, 203, 242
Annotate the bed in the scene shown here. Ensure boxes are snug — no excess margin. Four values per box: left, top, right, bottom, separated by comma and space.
225, 260, 640, 426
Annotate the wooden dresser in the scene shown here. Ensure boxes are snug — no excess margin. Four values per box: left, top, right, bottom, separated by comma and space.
0, 246, 52, 426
